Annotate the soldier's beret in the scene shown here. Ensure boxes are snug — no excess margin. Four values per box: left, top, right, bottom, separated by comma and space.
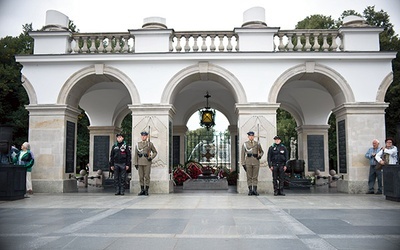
247, 131, 255, 136
140, 131, 149, 136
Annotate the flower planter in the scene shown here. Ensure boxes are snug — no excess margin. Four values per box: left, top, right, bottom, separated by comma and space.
383, 165, 400, 202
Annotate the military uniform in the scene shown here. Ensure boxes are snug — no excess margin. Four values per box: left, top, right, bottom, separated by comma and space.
267, 135, 288, 196
241, 131, 264, 196
133, 131, 157, 196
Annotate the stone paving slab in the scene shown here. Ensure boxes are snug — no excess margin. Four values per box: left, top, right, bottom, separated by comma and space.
0, 189, 399, 250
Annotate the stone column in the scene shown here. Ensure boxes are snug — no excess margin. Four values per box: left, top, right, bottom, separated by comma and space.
26, 104, 81, 193
296, 125, 330, 176
236, 103, 280, 194
332, 103, 388, 194
173, 125, 188, 166
129, 104, 176, 194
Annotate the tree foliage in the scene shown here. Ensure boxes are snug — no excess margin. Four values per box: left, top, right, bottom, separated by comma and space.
0, 24, 33, 146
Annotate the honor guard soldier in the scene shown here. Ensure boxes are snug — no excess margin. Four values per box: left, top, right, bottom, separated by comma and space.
267, 135, 289, 196
134, 131, 157, 196
241, 131, 264, 196
109, 133, 131, 195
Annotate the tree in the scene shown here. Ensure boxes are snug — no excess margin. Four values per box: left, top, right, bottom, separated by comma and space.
295, 14, 336, 29
0, 24, 33, 146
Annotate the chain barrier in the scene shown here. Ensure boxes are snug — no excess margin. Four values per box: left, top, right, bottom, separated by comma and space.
284, 175, 343, 188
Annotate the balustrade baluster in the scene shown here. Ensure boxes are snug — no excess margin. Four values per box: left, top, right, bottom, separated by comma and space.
294, 33, 303, 51
226, 35, 233, 52
175, 35, 182, 52
304, 34, 311, 51
210, 35, 216, 52
73, 37, 80, 53
105, 36, 113, 53
287, 34, 294, 51
235, 34, 239, 51
339, 34, 344, 51
218, 35, 225, 51
122, 36, 129, 53
201, 35, 207, 52
277, 34, 285, 51
98, 36, 105, 53
312, 33, 320, 51
184, 35, 190, 52
322, 33, 329, 51
331, 33, 338, 51
193, 35, 199, 52
114, 36, 121, 53
81, 36, 89, 53
89, 36, 97, 53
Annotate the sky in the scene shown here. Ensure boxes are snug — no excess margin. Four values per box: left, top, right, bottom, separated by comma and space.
0, 0, 399, 131
0, 0, 399, 38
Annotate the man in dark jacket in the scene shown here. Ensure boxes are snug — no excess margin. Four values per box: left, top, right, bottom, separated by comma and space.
109, 133, 131, 195
267, 135, 288, 196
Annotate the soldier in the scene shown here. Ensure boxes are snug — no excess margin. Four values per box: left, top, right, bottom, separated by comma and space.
267, 135, 289, 196
241, 131, 264, 196
134, 131, 157, 196
109, 133, 131, 196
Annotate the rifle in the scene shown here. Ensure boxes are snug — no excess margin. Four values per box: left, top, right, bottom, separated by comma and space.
257, 124, 261, 160
147, 126, 151, 161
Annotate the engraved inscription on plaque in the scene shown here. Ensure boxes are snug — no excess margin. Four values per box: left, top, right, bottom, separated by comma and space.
338, 120, 347, 173
173, 136, 180, 167
93, 136, 110, 171
307, 135, 324, 172
65, 121, 75, 173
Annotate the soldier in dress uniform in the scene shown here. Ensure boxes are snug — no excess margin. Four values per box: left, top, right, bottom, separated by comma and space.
134, 131, 157, 196
241, 131, 264, 196
267, 135, 289, 196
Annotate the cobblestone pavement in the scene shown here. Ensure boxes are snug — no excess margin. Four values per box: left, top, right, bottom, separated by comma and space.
0, 187, 399, 250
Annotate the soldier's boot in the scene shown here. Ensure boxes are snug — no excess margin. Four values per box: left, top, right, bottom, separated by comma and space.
274, 189, 278, 196
115, 187, 121, 195
138, 186, 145, 196
248, 186, 253, 196
252, 186, 259, 196
278, 188, 285, 196
145, 186, 149, 196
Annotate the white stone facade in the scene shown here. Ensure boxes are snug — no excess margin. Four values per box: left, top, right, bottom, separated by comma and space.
16, 7, 396, 194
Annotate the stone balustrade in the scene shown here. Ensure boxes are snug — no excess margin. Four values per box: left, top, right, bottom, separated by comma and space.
274, 29, 343, 52
71, 33, 133, 53
170, 31, 239, 52
69, 29, 347, 54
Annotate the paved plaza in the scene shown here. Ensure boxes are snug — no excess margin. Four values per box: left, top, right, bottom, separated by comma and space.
0, 186, 399, 250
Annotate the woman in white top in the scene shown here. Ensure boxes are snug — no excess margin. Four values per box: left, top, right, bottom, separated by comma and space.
375, 137, 398, 165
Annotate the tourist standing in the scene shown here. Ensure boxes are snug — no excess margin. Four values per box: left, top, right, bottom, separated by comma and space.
109, 133, 131, 195
12, 142, 34, 198
365, 139, 381, 194
375, 137, 398, 166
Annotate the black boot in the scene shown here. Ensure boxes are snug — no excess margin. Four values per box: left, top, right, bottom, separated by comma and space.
278, 188, 285, 196
138, 186, 145, 196
115, 187, 120, 195
252, 186, 259, 196
248, 186, 253, 196
145, 186, 149, 196
274, 190, 278, 196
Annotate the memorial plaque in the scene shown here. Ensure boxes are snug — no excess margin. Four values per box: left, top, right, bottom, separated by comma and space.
93, 136, 110, 171
338, 120, 347, 173
173, 136, 180, 166
307, 135, 324, 171
65, 121, 75, 173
